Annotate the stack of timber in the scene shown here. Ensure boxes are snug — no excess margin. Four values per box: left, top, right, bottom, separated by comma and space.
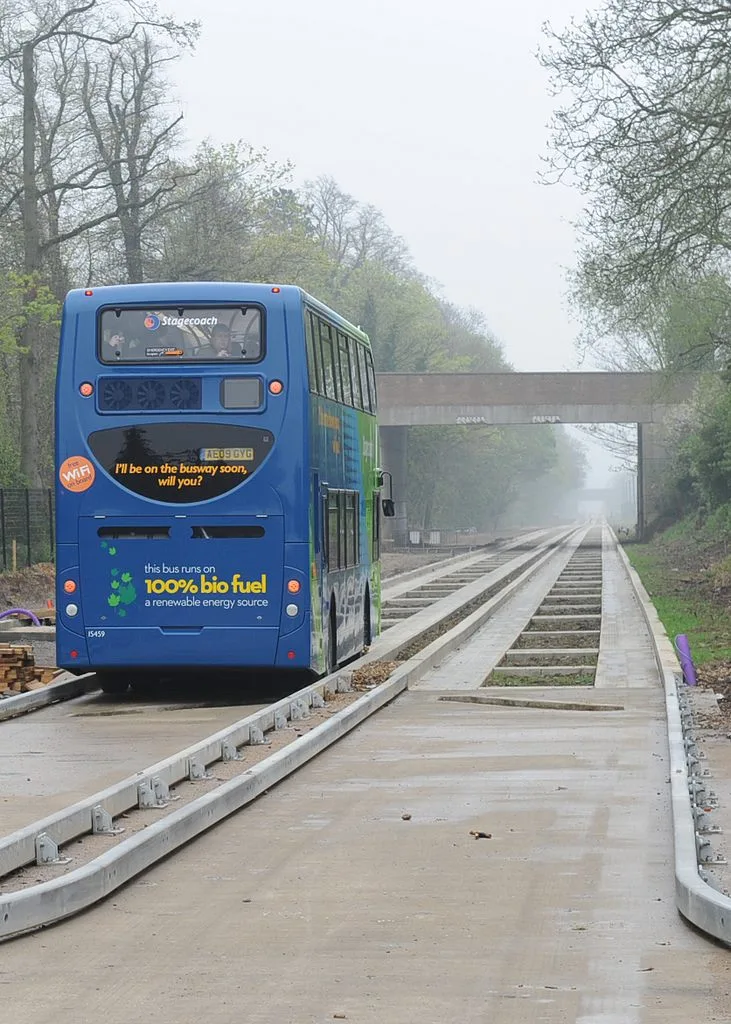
0, 643, 59, 695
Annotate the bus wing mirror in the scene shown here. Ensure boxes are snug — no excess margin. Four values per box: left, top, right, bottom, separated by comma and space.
382, 498, 395, 518
377, 469, 393, 499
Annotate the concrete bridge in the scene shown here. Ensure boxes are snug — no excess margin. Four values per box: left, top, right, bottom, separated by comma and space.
375, 371, 696, 540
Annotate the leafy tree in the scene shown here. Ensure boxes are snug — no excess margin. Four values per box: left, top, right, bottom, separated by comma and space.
540, 0, 731, 298
153, 141, 292, 281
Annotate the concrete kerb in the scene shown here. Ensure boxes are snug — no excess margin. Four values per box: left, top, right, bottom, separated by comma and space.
614, 532, 731, 947
0, 673, 98, 723
0, 527, 582, 941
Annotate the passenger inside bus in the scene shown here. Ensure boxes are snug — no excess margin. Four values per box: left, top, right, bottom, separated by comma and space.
197, 323, 233, 358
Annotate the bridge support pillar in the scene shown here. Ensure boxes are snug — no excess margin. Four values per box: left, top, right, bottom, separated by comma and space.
637, 422, 672, 540
379, 425, 408, 547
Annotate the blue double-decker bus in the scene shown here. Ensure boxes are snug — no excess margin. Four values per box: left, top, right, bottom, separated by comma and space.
55, 282, 389, 693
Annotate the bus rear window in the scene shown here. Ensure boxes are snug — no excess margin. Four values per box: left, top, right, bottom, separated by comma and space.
99, 306, 264, 363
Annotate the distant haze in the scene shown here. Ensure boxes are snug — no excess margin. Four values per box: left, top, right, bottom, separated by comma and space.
168, 0, 616, 487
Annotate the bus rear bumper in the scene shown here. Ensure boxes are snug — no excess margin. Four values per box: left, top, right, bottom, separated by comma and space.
56, 624, 313, 672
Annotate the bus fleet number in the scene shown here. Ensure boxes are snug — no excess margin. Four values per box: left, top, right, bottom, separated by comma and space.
87, 629, 106, 638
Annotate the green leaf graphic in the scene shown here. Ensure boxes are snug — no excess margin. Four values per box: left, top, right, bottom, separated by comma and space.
108, 594, 121, 607
120, 572, 132, 583
119, 584, 137, 605
110, 580, 120, 590
108, 546, 117, 556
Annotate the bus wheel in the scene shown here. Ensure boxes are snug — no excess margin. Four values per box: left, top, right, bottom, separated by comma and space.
327, 603, 338, 675
96, 672, 129, 696
363, 588, 372, 649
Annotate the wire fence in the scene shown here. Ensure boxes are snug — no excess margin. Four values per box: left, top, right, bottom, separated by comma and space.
0, 489, 55, 571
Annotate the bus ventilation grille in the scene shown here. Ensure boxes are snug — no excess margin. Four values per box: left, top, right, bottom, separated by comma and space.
98, 377, 202, 412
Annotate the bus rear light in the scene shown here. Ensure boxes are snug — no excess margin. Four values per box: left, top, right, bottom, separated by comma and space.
79, 382, 94, 397
271, 287, 281, 294
65, 603, 79, 617
287, 580, 300, 594
70, 650, 79, 659
63, 580, 77, 594
285, 603, 299, 617
84, 289, 94, 296
287, 650, 295, 660
269, 380, 284, 395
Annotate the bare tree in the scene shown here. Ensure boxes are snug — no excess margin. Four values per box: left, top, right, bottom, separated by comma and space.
0, 0, 197, 484
80, 29, 197, 282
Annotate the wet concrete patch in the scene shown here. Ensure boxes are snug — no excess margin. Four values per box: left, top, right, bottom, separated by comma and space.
439, 693, 625, 712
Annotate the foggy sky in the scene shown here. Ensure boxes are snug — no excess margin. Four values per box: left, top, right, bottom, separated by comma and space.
167, 0, 615, 486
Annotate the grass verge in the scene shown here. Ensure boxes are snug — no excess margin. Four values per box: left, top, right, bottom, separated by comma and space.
626, 545, 731, 666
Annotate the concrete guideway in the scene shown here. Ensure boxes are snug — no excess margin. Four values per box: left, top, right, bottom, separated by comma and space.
0, 530, 567, 845
0, 528, 579, 939
2, 521, 729, 1013
2, 538, 730, 1021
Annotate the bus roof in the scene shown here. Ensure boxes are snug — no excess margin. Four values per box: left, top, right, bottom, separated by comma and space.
64, 282, 370, 346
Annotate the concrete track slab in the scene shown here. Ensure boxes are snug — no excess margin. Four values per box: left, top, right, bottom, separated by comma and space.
596, 527, 660, 689
415, 533, 587, 691
1, 688, 729, 1024
0, 695, 264, 836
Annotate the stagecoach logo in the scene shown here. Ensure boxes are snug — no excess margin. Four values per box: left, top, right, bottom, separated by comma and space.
143, 313, 220, 330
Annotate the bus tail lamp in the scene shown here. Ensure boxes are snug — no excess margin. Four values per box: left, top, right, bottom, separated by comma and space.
84, 289, 94, 296
287, 580, 301, 594
271, 287, 281, 294
269, 380, 284, 395
70, 650, 79, 659
285, 604, 299, 617
79, 382, 94, 397
65, 603, 79, 617
287, 650, 296, 660
63, 580, 77, 594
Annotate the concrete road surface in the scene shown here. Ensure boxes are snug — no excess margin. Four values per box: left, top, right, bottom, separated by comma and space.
2, 686, 730, 1024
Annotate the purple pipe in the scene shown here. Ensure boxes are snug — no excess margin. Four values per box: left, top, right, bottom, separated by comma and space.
675, 633, 697, 686
0, 608, 41, 626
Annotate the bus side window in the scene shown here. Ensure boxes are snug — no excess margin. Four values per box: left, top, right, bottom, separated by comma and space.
365, 350, 378, 413
372, 490, 381, 561
338, 491, 347, 567
330, 324, 343, 403
327, 490, 339, 569
306, 312, 322, 394
346, 491, 359, 566
357, 345, 372, 413
319, 320, 337, 401
338, 332, 353, 406
350, 340, 364, 410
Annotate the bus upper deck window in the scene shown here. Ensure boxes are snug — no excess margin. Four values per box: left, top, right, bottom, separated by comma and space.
98, 305, 265, 364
